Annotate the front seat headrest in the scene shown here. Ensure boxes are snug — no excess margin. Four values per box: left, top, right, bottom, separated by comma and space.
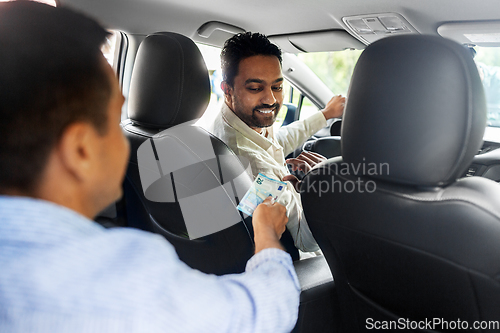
128, 32, 210, 128
342, 35, 487, 187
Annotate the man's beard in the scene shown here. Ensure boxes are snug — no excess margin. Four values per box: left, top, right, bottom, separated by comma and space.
233, 100, 281, 129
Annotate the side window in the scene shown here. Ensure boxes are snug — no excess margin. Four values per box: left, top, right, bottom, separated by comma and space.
298, 97, 320, 121
272, 79, 293, 129
101, 30, 119, 70
100, 30, 127, 119
275, 80, 319, 130
196, 43, 224, 125
474, 46, 500, 128
297, 49, 362, 96
278, 49, 362, 127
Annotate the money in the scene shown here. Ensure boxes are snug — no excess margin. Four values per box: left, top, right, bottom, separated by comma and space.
237, 173, 286, 216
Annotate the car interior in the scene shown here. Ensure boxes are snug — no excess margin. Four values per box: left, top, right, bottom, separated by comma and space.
43, 0, 500, 331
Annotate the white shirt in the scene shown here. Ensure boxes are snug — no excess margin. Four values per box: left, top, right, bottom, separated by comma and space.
207, 103, 327, 252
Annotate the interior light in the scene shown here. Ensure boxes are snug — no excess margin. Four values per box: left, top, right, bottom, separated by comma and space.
348, 19, 373, 33
379, 16, 406, 31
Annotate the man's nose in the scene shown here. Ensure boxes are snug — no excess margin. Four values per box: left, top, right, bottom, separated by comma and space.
261, 87, 276, 105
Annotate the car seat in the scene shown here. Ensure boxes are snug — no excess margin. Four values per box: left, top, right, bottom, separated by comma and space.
302, 35, 500, 332
121, 32, 255, 275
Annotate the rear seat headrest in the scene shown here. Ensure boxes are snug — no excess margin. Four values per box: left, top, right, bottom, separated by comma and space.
128, 32, 211, 128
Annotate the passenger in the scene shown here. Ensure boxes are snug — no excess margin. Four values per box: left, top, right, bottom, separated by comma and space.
208, 32, 345, 253
0, 2, 299, 332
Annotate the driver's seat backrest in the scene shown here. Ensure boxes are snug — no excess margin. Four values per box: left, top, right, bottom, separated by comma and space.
302, 35, 500, 331
121, 32, 255, 275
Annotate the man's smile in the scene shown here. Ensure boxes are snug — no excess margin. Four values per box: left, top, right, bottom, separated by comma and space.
254, 104, 279, 116
256, 108, 274, 114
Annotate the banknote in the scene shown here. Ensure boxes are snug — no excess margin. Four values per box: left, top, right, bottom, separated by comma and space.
237, 173, 287, 216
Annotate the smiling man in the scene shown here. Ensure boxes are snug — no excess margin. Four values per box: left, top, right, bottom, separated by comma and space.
225, 54, 283, 128
210, 32, 345, 254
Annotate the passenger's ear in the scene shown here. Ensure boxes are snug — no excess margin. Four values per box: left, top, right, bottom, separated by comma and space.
57, 122, 99, 183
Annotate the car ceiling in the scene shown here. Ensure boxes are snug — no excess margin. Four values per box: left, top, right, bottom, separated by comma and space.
62, 0, 500, 49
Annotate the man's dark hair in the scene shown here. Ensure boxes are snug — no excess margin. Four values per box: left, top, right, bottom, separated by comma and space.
221, 32, 282, 87
0, 1, 111, 194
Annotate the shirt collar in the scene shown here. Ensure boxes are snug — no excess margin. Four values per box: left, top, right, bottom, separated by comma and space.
221, 102, 276, 151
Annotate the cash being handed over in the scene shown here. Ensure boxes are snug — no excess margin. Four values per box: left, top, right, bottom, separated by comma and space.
237, 173, 287, 216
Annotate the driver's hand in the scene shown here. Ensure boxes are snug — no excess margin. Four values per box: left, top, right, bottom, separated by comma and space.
286, 151, 326, 174
284, 151, 327, 192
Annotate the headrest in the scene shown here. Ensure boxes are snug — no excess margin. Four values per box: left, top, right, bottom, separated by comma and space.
128, 32, 210, 128
342, 35, 487, 186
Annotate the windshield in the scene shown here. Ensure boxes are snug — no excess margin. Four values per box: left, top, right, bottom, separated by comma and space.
474, 46, 500, 128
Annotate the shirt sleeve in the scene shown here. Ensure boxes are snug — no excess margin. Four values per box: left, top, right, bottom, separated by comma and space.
106, 231, 301, 333
275, 111, 327, 156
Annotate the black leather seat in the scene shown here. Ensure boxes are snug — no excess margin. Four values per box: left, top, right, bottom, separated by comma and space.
302, 35, 500, 332
122, 32, 255, 275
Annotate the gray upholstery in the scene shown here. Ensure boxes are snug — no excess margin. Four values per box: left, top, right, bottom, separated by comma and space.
302, 35, 500, 332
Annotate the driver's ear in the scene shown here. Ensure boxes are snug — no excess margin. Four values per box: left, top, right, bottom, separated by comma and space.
221, 81, 233, 105
57, 122, 99, 184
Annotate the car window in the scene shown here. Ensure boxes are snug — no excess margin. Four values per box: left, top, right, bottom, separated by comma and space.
297, 49, 362, 96
196, 43, 224, 126
273, 79, 295, 129
474, 46, 500, 128
279, 49, 362, 125
279, 80, 319, 125
101, 30, 119, 69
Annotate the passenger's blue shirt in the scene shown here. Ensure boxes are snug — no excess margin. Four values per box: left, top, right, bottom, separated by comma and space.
0, 196, 300, 332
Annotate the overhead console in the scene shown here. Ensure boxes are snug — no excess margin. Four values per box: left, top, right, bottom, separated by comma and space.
343, 13, 418, 45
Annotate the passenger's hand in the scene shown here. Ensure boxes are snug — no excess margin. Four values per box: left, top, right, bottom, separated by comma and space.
252, 197, 288, 253
321, 95, 345, 119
